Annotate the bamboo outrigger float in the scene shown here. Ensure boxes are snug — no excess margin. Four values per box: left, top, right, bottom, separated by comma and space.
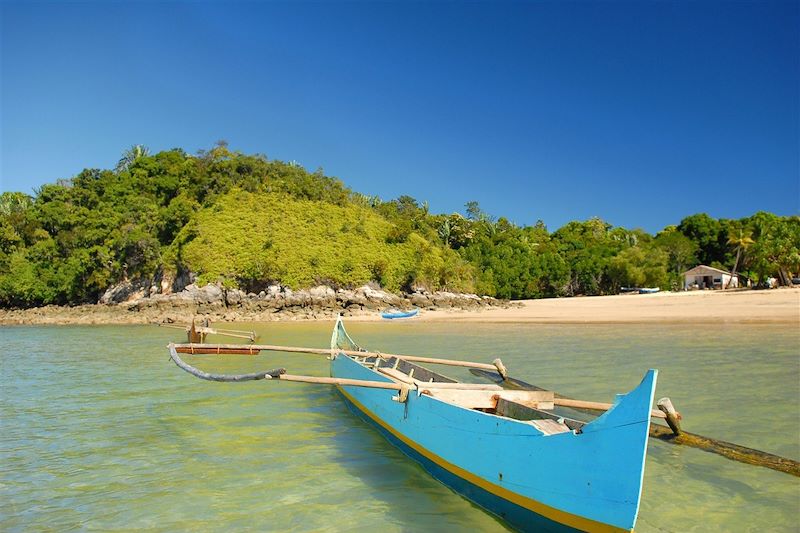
166, 316, 800, 531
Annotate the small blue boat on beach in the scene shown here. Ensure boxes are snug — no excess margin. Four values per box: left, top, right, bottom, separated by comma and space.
380, 308, 419, 320
330, 317, 657, 532
638, 287, 661, 294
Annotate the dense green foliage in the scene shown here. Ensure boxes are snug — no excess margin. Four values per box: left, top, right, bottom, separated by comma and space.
1, 144, 798, 307
174, 190, 472, 293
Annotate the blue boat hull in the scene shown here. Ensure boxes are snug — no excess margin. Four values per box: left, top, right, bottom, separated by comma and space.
337, 386, 579, 532
329, 320, 657, 532
381, 309, 419, 319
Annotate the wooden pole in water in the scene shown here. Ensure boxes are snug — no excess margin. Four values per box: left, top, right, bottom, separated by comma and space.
656, 397, 682, 435
647, 424, 800, 476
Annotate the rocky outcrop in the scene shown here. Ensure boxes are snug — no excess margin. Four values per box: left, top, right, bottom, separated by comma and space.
99, 281, 507, 322
99, 268, 196, 304
99, 278, 152, 304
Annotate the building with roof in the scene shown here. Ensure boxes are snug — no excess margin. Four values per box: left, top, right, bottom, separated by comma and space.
683, 265, 739, 290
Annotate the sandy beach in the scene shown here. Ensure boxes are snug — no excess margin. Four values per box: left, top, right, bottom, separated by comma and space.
362, 288, 800, 324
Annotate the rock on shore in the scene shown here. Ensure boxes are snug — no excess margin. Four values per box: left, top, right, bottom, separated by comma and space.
0, 283, 508, 325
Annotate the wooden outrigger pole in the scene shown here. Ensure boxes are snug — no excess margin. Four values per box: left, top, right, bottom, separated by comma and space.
170, 342, 509, 377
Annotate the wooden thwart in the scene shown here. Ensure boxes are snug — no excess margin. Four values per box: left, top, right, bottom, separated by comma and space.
423, 389, 555, 410
378, 367, 503, 390
468, 369, 674, 420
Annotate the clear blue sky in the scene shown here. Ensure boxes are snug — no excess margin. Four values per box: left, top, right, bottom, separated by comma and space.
1, 1, 798, 233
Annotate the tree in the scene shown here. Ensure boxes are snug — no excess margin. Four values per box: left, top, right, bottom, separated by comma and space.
607, 245, 669, 292
465, 201, 482, 221
748, 215, 800, 286
655, 228, 698, 285
439, 214, 474, 249
726, 225, 754, 287
552, 218, 618, 295
678, 213, 723, 265
115, 144, 150, 173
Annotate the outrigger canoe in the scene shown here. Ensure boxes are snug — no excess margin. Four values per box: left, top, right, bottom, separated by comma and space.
167, 317, 659, 532
329, 317, 657, 532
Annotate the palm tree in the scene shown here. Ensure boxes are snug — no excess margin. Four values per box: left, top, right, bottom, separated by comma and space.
115, 144, 150, 173
726, 226, 755, 288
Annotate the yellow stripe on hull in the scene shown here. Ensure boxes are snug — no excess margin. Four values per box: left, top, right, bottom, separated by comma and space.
336, 385, 631, 533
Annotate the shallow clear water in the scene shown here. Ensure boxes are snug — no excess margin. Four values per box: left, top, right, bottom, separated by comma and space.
1, 321, 798, 532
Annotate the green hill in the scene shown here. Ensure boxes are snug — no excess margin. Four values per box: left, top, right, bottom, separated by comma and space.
0, 143, 797, 308
173, 189, 473, 293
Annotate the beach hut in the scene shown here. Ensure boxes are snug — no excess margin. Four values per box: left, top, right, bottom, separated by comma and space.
683, 265, 739, 290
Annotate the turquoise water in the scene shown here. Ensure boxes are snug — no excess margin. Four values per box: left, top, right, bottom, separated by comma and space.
2, 322, 798, 531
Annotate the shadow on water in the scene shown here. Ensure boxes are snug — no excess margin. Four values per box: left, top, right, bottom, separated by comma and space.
318, 386, 514, 532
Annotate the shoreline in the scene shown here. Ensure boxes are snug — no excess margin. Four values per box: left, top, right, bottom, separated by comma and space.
1, 288, 797, 326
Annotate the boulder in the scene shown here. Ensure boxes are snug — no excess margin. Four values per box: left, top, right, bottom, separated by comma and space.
99, 279, 151, 305
430, 291, 456, 308
358, 285, 404, 307
410, 293, 432, 308
183, 283, 225, 305
225, 288, 246, 306
308, 285, 336, 308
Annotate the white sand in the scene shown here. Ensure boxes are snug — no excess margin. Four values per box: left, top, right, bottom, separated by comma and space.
359, 288, 800, 324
